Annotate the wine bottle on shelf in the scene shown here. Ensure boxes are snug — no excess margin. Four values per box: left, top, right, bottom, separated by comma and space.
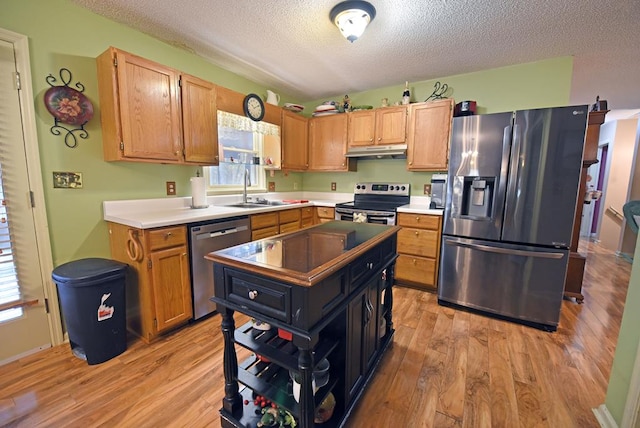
402, 81, 410, 105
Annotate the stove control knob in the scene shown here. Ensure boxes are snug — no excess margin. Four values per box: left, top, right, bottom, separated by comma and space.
401, 186, 406, 191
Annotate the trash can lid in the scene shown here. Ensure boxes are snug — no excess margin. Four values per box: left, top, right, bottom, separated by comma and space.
52, 258, 127, 286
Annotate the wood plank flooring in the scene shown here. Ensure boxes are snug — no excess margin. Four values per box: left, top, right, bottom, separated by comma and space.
0, 240, 632, 427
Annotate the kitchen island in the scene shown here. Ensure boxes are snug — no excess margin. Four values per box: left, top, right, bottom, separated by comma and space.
206, 221, 400, 428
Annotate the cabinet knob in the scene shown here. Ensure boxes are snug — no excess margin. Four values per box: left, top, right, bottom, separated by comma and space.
412, 259, 417, 265
377, 137, 382, 141
415, 231, 419, 236
369, 138, 373, 142
175, 150, 181, 156
248, 290, 259, 300
165, 232, 173, 239
415, 216, 420, 222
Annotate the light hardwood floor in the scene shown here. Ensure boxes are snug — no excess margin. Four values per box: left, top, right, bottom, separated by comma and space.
0, 240, 631, 427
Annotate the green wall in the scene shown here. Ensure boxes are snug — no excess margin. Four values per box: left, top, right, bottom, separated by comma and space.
1, 0, 573, 266
606, 232, 640, 424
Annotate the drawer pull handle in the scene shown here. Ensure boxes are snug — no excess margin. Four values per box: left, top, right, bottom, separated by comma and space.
366, 262, 374, 269
248, 290, 259, 300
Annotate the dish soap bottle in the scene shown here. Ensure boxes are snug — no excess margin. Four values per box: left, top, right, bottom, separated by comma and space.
402, 81, 411, 105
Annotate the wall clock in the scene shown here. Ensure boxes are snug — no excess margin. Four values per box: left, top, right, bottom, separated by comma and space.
243, 93, 265, 122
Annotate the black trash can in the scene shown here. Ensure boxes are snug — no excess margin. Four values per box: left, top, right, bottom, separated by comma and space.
52, 258, 128, 365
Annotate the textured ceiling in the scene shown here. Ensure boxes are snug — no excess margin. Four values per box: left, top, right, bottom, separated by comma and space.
72, 0, 640, 112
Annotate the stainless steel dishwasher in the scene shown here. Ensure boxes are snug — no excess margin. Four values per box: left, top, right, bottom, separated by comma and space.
188, 216, 251, 319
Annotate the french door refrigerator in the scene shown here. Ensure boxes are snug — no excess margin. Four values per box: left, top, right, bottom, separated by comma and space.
438, 106, 588, 331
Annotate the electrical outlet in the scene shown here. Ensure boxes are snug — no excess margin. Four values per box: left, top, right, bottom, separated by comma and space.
424, 184, 432, 195
268, 181, 276, 192
293, 182, 299, 190
331, 182, 337, 191
166, 181, 176, 195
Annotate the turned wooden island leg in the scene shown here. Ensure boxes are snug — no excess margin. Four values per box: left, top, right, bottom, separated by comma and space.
220, 307, 242, 414
297, 347, 314, 428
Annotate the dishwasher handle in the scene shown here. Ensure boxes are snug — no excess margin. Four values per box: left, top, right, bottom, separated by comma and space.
197, 225, 249, 240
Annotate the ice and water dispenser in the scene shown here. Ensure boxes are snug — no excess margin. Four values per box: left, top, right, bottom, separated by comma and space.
458, 176, 496, 219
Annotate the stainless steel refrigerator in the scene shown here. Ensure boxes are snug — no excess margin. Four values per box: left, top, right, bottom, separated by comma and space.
437, 106, 588, 331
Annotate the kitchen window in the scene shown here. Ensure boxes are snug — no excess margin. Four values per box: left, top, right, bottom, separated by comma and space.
204, 111, 280, 193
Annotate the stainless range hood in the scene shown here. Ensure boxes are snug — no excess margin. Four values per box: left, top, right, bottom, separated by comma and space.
345, 144, 407, 159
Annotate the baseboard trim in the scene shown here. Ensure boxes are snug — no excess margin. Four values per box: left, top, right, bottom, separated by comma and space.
0, 343, 51, 367
593, 404, 618, 428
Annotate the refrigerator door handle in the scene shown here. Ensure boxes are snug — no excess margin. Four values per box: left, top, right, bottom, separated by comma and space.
444, 238, 565, 259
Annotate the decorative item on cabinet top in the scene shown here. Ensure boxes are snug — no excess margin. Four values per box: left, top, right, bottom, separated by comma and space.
424, 81, 452, 102
44, 68, 94, 148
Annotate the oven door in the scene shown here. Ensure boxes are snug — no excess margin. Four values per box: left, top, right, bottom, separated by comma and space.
335, 208, 396, 225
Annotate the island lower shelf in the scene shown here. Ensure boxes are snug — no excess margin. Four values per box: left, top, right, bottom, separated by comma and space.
209, 222, 400, 428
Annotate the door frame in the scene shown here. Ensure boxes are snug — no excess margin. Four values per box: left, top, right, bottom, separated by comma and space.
0, 27, 63, 355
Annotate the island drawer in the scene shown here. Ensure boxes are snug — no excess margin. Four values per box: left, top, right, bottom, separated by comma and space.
225, 270, 291, 322
349, 247, 381, 291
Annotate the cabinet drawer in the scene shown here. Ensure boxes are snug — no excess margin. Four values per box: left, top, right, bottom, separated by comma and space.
397, 213, 441, 230
301, 217, 314, 228
395, 254, 437, 288
279, 221, 300, 234
301, 206, 313, 219
316, 207, 335, 219
397, 228, 439, 258
226, 271, 291, 322
279, 208, 301, 224
147, 226, 186, 251
349, 247, 381, 291
252, 226, 279, 241
251, 212, 278, 229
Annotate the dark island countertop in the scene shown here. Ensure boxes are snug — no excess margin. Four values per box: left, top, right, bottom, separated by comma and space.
205, 221, 401, 287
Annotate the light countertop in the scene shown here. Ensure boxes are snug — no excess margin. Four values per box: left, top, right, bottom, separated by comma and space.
103, 192, 350, 229
103, 192, 443, 229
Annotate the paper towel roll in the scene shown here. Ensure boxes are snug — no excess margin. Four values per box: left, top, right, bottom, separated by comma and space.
190, 176, 207, 208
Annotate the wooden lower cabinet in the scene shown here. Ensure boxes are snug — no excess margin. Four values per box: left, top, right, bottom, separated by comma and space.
107, 222, 192, 343
301, 206, 314, 228
395, 213, 442, 291
251, 208, 303, 239
316, 207, 335, 224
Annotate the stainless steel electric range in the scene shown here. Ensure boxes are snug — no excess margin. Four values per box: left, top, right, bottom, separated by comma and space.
334, 182, 410, 225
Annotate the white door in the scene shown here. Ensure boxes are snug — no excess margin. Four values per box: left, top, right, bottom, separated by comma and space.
0, 30, 61, 363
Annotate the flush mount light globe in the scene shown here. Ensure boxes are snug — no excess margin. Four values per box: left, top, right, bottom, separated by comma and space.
330, 1, 376, 43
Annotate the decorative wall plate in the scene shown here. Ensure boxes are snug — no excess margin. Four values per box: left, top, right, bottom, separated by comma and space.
44, 85, 93, 126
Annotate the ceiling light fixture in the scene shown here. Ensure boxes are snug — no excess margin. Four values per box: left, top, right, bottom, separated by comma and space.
329, 1, 376, 43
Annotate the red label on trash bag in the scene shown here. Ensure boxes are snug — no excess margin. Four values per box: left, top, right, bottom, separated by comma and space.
97, 293, 114, 321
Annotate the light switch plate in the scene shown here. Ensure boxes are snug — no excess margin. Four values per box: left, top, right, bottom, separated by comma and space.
331, 182, 337, 191
53, 172, 83, 189
268, 182, 276, 192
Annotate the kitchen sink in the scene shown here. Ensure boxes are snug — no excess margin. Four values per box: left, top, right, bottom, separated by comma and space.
224, 200, 291, 208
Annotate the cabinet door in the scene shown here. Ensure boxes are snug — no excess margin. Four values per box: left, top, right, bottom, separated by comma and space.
363, 279, 380, 370
114, 49, 183, 162
375, 106, 407, 145
281, 110, 308, 170
346, 290, 364, 401
347, 110, 376, 147
407, 99, 454, 171
309, 114, 354, 171
149, 245, 192, 333
181, 74, 219, 165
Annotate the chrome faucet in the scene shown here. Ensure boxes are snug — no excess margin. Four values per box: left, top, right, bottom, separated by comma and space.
243, 168, 250, 203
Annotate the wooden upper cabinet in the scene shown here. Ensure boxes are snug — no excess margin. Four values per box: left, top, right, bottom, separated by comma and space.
180, 74, 219, 165
348, 106, 407, 148
406, 99, 454, 171
309, 114, 356, 172
97, 47, 219, 165
281, 110, 308, 171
